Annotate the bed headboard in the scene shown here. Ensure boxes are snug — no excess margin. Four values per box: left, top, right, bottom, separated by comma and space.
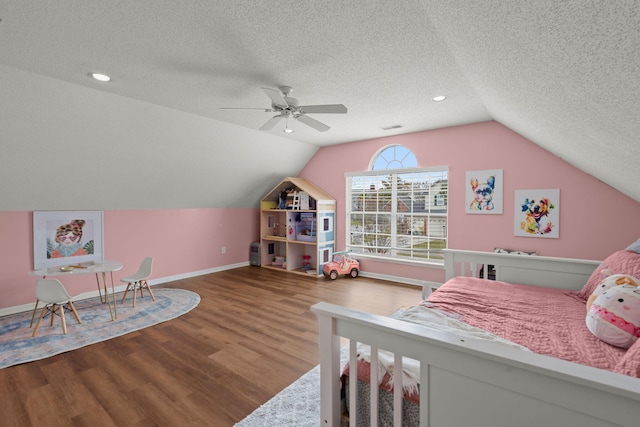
443, 249, 601, 290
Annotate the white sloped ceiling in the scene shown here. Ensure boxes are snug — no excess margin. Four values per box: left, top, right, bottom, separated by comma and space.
0, 1, 638, 205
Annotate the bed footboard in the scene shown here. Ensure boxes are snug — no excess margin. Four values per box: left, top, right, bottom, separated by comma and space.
312, 302, 640, 427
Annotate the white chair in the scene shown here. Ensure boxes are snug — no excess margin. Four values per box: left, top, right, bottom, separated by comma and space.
120, 257, 155, 307
30, 279, 82, 337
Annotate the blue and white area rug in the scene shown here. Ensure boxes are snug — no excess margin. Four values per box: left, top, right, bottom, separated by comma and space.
0, 288, 200, 369
235, 347, 349, 427
235, 363, 322, 427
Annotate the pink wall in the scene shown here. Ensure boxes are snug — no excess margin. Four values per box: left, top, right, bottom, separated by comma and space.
0, 208, 258, 309
3, 121, 639, 310
298, 121, 640, 283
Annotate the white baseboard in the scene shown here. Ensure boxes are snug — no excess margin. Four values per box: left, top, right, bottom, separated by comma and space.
0, 261, 250, 317
358, 271, 440, 290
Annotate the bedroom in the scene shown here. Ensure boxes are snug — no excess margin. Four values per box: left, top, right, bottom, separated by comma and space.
1, 1, 640, 425
1, 0, 640, 312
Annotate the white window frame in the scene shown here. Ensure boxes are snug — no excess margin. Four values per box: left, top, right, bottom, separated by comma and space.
345, 166, 448, 266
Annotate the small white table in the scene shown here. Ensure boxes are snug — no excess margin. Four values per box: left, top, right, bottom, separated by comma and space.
31, 260, 123, 320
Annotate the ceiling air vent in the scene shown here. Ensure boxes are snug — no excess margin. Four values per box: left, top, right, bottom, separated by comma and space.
381, 125, 402, 131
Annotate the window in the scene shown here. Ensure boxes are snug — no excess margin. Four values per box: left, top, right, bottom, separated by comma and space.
346, 146, 448, 264
371, 145, 417, 170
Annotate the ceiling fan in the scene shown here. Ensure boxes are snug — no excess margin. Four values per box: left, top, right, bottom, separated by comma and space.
221, 86, 347, 132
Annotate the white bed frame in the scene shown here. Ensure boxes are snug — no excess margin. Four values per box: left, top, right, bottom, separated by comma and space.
312, 249, 640, 427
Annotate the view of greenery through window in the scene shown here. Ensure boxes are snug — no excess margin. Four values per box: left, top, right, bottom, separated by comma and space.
346, 146, 448, 263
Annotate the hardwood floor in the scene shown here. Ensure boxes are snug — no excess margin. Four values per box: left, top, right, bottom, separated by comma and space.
0, 266, 422, 426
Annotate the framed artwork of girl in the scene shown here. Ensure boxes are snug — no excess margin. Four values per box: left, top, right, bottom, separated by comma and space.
33, 211, 104, 270
50, 219, 90, 258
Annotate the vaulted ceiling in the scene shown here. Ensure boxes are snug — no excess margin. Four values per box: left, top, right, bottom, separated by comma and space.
1, 1, 639, 202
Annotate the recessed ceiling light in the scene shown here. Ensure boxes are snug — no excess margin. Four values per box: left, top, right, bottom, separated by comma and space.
432, 95, 447, 102
88, 72, 111, 82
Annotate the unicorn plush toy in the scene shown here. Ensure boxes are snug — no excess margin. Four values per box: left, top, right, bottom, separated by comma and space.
586, 284, 640, 348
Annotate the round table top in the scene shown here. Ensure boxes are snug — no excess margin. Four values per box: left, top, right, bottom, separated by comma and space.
31, 259, 123, 277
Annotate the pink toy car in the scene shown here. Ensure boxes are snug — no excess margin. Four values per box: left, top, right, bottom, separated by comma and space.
323, 251, 360, 280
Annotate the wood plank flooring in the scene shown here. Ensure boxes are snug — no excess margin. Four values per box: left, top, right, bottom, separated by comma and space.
0, 266, 422, 426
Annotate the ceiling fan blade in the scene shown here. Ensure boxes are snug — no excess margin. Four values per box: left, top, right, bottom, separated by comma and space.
298, 104, 348, 114
260, 115, 284, 131
220, 107, 275, 111
261, 87, 289, 108
295, 114, 330, 132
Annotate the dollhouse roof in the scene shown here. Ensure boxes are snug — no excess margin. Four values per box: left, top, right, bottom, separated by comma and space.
262, 177, 335, 205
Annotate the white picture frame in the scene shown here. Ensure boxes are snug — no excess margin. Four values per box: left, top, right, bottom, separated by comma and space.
33, 211, 105, 270
465, 169, 503, 214
514, 189, 560, 238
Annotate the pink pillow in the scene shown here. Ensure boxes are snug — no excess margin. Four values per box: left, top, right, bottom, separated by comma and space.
614, 339, 640, 378
573, 250, 640, 301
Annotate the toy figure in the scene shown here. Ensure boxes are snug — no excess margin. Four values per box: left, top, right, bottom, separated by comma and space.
586, 284, 640, 348
587, 273, 639, 311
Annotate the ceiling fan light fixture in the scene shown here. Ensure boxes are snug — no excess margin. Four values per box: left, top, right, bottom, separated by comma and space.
283, 117, 294, 133
88, 72, 111, 82
432, 95, 447, 102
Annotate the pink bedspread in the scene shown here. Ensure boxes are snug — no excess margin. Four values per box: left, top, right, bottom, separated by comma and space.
426, 277, 626, 371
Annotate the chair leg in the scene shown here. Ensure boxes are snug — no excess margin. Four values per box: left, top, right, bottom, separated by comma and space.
122, 280, 155, 307
132, 281, 138, 307
50, 305, 56, 326
120, 283, 133, 304
32, 306, 48, 337
68, 301, 82, 324
142, 280, 156, 301
29, 300, 39, 328
59, 304, 67, 334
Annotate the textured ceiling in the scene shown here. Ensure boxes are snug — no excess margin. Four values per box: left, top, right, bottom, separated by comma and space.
1, 0, 639, 201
